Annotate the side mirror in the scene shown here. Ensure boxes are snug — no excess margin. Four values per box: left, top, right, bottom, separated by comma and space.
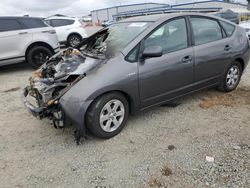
142, 46, 163, 58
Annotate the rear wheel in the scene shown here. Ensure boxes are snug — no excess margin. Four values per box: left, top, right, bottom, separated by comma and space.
218, 61, 242, 92
86, 92, 129, 139
67, 34, 82, 47
27, 46, 53, 68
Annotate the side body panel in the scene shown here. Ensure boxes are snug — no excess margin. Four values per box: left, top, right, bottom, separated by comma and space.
138, 47, 195, 108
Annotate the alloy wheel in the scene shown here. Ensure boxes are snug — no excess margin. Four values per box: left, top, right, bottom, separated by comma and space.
226, 65, 240, 88
69, 36, 81, 47
99, 99, 125, 133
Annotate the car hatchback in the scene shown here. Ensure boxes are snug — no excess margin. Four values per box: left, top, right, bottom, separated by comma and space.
23, 13, 250, 144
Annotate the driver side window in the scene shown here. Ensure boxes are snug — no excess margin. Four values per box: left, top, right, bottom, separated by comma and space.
144, 18, 188, 54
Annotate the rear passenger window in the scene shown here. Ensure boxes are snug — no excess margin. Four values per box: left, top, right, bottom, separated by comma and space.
144, 18, 188, 54
50, 19, 74, 27
19, 18, 48, 29
190, 17, 223, 45
0, 19, 22, 32
219, 21, 235, 37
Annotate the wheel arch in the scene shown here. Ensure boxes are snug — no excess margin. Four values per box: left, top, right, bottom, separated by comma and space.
86, 90, 137, 117
234, 58, 245, 71
67, 32, 82, 41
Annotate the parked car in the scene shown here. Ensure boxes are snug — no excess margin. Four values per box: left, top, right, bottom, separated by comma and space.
239, 20, 250, 39
22, 13, 250, 144
45, 16, 88, 47
212, 10, 239, 24
101, 20, 115, 27
0, 16, 60, 68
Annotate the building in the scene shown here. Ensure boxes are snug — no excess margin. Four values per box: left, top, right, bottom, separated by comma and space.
91, 3, 168, 24
91, 0, 248, 24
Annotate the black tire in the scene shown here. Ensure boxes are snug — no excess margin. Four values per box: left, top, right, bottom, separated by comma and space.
86, 92, 129, 139
218, 61, 243, 92
27, 46, 53, 68
67, 34, 82, 47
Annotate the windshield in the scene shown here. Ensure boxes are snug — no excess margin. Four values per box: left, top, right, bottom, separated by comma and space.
80, 22, 151, 58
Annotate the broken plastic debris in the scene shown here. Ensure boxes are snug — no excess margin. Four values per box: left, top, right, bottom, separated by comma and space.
233, 145, 241, 150
206, 156, 215, 163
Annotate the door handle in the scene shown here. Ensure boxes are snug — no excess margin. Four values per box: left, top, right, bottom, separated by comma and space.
18, 32, 28, 35
224, 45, 232, 51
182, 55, 193, 63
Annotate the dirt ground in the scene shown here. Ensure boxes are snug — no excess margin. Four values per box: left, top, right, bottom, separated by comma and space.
0, 55, 249, 187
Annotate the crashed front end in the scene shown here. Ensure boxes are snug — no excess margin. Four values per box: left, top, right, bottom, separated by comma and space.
22, 48, 91, 130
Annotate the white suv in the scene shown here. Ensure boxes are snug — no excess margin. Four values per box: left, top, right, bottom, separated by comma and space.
45, 16, 88, 47
0, 17, 60, 68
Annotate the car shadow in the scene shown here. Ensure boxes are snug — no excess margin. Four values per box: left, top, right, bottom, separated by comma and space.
0, 62, 33, 73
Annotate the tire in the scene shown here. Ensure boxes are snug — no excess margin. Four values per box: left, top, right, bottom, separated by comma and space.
86, 92, 129, 139
218, 61, 243, 92
27, 46, 53, 68
67, 34, 82, 47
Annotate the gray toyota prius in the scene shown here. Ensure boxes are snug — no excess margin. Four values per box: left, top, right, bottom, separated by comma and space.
23, 13, 250, 143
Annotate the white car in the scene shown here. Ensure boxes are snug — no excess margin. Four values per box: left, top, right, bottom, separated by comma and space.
45, 16, 88, 47
239, 20, 250, 39
0, 16, 60, 68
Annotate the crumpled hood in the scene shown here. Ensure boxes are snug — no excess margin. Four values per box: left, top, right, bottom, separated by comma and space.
39, 48, 104, 80
27, 48, 106, 105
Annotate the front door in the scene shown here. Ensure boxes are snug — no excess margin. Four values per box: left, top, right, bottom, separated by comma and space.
138, 17, 195, 108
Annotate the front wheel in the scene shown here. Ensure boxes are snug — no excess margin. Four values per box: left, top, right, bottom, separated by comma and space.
218, 61, 242, 92
86, 92, 129, 139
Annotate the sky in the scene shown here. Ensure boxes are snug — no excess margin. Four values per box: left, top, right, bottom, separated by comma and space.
0, 0, 247, 17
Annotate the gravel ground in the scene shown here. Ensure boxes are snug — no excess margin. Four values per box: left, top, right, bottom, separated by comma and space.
0, 38, 249, 187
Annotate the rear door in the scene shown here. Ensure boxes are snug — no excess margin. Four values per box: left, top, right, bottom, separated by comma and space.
190, 16, 233, 86
138, 17, 195, 108
0, 18, 32, 65
49, 19, 74, 42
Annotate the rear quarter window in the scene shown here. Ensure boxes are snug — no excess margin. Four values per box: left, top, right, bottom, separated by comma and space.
49, 19, 75, 27
0, 19, 22, 32
219, 21, 235, 37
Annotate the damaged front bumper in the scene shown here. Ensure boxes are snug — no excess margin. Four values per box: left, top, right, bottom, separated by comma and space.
21, 86, 67, 129
22, 86, 46, 118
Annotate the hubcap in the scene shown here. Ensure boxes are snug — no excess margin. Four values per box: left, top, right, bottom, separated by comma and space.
226, 66, 240, 88
32, 51, 50, 65
99, 99, 125, 133
70, 36, 80, 47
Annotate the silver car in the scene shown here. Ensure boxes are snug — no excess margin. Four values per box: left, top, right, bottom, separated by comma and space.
0, 16, 60, 68
22, 13, 250, 144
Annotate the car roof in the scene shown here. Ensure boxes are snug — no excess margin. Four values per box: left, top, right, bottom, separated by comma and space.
45, 16, 75, 20
118, 12, 223, 23
0, 16, 42, 19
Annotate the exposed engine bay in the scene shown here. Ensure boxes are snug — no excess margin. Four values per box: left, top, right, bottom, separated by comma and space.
23, 48, 92, 129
